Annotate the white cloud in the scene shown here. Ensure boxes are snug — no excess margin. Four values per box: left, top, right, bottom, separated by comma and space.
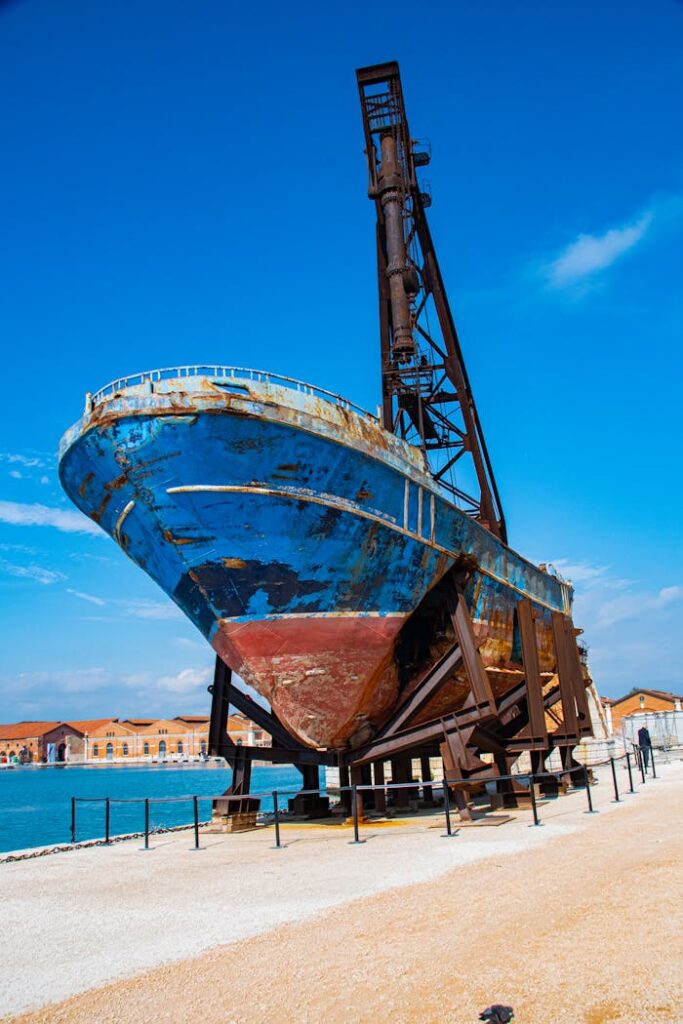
0, 453, 46, 469
595, 584, 683, 629
40, 475, 50, 486
550, 559, 629, 591
544, 210, 653, 288
120, 598, 183, 621
549, 558, 683, 697
9, 470, 24, 480
67, 588, 106, 606
174, 636, 206, 651
6, 667, 115, 695
0, 500, 102, 536
153, 666, 213, 694
0, 542, 39, 556
0, 559, 66, 585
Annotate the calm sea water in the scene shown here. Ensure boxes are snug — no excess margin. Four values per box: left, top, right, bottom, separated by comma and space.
0, 763, 308, 853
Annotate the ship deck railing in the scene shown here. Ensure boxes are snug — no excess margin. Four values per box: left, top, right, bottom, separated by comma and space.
88, 365, 375, 420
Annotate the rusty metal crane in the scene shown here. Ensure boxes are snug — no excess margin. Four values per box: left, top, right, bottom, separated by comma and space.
357, 61, 507, 542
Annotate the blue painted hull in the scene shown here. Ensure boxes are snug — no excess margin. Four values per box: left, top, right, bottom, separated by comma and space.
59, 369, 572, 749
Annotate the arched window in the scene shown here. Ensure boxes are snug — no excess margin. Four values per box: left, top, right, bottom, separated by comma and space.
177, 741, 183, 754
122, 743, 129, 756
158, 740, 167, 759
143, 742, 150, 755
106, 742, 113, 760
93, 744, 99, 757
200, 741, 207, 754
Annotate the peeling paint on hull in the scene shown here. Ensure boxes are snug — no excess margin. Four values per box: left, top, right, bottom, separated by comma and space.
58, 369, 572, 749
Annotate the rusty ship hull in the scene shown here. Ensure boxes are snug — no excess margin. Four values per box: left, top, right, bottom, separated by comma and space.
58, 366, 572, 750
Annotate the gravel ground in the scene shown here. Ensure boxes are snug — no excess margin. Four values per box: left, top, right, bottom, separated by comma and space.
2, 759, 682, 1023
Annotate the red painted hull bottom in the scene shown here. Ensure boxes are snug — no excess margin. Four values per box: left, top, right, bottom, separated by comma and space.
211, 614, 406, 749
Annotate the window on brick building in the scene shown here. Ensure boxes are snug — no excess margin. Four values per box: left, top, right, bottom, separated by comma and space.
93, 744, 99, 756
122, 743, 129, 756
177, 741, 183, 754
143, 742, 150, 755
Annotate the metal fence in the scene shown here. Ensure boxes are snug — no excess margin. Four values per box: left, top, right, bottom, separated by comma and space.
69, 748, 659, 852
621, 711, 683, 752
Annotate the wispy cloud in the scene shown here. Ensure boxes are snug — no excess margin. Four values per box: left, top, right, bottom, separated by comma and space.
550, 558, 683, 696
0, 500, 101, 536
120, 598, 183, 621
0, 453, 47, 470
0, 559, 66, 585
64, 594, 184, 622
66, 588, 106, 606
0, 661, 261, 720
544, 210, 653, 288
595, 584, 683, 629
0, 542, 39, 556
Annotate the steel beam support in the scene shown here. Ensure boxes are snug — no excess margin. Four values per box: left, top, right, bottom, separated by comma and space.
370, 643, 462, 741
208, 656, 233, 758
211, 655, 307, 752
550, 612, 593, 745
447, 586, 496, 713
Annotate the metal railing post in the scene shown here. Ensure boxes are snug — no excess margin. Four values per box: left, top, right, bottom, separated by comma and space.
610, 758, 620, 802
105, 798, 111, 843
272, 791, 282, 849
70, 797, 76, 844
193, 795, 200, 850
144, 798, 150, 850
442, 780, 456, 837
638, 747, 646, 784
626, 752, 635, 793
650, 747, 657, 779
585, 779, 596, 814
529, 775, 541, 826
349, 785, 364, 844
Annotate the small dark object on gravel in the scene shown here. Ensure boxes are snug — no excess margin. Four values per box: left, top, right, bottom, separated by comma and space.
479, 1006, 514, 1023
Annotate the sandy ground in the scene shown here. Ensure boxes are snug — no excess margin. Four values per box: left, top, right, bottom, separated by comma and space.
2, 759, 682, 1024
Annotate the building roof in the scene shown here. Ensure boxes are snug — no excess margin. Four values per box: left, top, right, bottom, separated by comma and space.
134, 718, 194, 733
611, 688, 682, 707
0, 721, 61, 741
66, 719, 119, 732
174, 715, 210, 723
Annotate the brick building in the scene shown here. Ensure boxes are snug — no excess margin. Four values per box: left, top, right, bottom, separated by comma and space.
602, 689, 682, 733
72, 712, 269, 762
0, 712, 270, 763
0, 721, 85, 763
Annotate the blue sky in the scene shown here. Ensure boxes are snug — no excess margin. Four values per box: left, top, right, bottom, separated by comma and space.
1, 0, 682, 721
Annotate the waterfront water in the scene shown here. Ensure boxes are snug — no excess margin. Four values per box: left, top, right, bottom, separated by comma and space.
0, 763, 307, 853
